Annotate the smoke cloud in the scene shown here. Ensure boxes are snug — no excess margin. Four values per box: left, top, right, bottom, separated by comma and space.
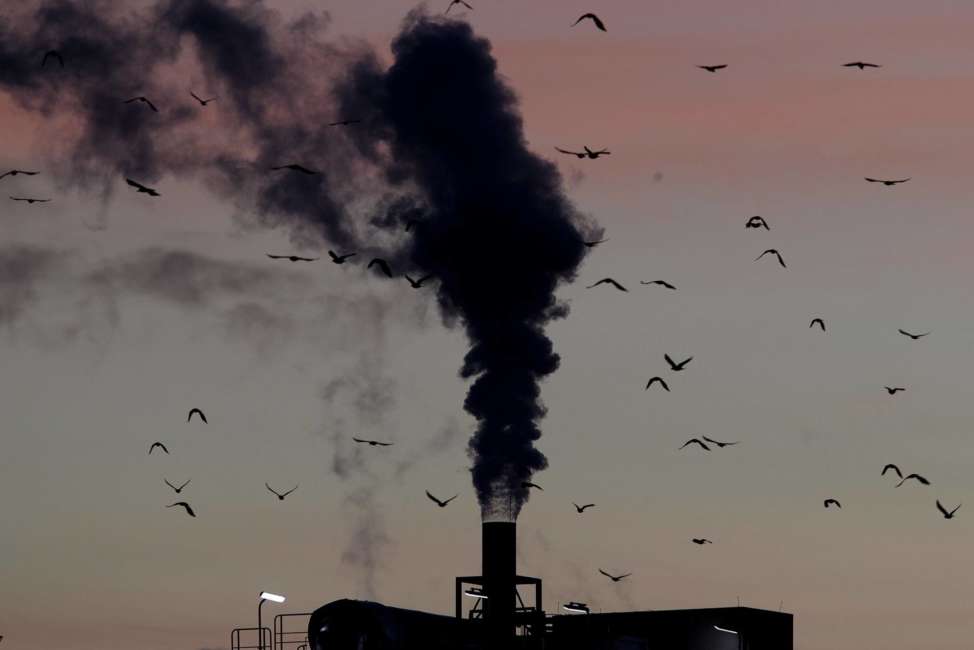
0, 0, 599, 519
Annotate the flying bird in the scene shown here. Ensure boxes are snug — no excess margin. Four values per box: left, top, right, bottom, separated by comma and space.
124, 96, 158, 112
896, 473, 930, 488
809, 318, 826, 331
167, 502, 196, 517
266, 483, 299, 501
755, 249, 786, 267
898, 329, 930, 340
824, 498, 842, 509
598, 569, 631, 582
645, 376, 670, 391
702, 436, 739, 448
405, 274, 434, 288
698, 64, 728, 73
881, 463, 903, 479
884, 386, 906, 395
42, 50, 64, 68
583, 238, 609, 247
0, 170, 39, 180
572, 13, 607, 31
555, 146, 610, 159
445, 0, 472, 12
746, 216, 770, 230
190, 91, 216, 106
328, 119, 362, 126
691, 538, 713, 545
148, 442, 169, 455
352, 437, 393, 447
680, 438, 711, 451
368, 258, 394, 278
9, 197, 50, 204
865, 177, 910, 186
164, 479, 191, 494
664, 354, 693, 371
640, 280, 676, 290
936, 500, 961, 519
125, 178, 160, 196
267, 254, 317, 262
522, 481, 544, 491
187, 408, 207, 423
573, 502, 596, 513
843, 61, 881, 69
328, 250, 357, 264
270, 164, 319, 175
586, 278, 627, 292
426, 490, 459, 507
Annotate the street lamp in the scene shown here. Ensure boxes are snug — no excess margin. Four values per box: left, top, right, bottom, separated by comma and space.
563, 602, 590, 614
464, 587, 488, 599
714, 624, 742, 650
258, 591, 286, 650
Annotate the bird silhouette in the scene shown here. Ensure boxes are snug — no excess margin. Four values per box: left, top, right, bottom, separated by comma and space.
645, 376, 670, 391
555, 146, 610, 159
702, 436, 739, 448
190, 91, 216, 106
755, 249, 786, 267
598, 569, 631, 582
573, 502, 595, 513
843, 61, 881, 69
167, 501, 196, 517
865, 177, 910, 186
368, 258, 394, 278
125, 178, 160, 196
896, 473, 930, 488
936, 500, 961, 519
522, 481, 544, 491
824, 498, 842, 509
187, 408, 207, 423
664, 354, 693, 371
266, 483, 298, 501
691, 538, 713, 545
809, 318, 826, 331
586, 278, 627, 292
405, 274, 434, 288
898, 329, 930, 340
640, 280, 676, 290
746, 216, 770, 230
445, 0, 472, 12
583, 238, 609, 247
9, 197, 50, 204
426, 490, 459, 507
42, 50, 64, 68
328, 119, 362, 126
698, 64, 728, 73
148, 442, 169, 455
884, 386, 906, 395
165, 479, 191, 494
124, 96, 158, 112
0, 170, 39, 180
573, 13, 607, 31
328, 250, 357, 264
270, 164, 319, 175
882, 463, 903, 479
267, 254, 317, 262
680, 438, 710, 451
352, 437, 393, 447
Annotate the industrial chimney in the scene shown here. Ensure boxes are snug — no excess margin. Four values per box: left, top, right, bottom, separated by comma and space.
481, 517, 516, 647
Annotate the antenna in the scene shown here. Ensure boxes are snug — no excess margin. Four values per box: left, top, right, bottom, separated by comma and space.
779, 600, 783, 612
736, 596, 740, 607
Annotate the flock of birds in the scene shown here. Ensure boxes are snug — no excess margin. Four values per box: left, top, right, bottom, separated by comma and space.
4, 8, 962, 594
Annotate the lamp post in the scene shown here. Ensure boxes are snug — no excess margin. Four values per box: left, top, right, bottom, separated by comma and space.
258, 591, 286, 650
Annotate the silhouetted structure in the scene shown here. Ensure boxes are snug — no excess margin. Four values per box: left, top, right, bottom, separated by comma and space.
306, 519, 793, 650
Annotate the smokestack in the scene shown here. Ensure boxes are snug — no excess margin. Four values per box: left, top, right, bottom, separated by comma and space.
482, 520, 516, 646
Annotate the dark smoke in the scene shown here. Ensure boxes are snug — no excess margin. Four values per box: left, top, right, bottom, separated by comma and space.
0, 1, 598, 519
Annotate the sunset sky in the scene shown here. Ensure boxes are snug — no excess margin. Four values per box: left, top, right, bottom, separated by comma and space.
2, 1, 974, 649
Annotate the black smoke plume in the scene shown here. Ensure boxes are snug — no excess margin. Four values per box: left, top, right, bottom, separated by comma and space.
0, 1, 598, 519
